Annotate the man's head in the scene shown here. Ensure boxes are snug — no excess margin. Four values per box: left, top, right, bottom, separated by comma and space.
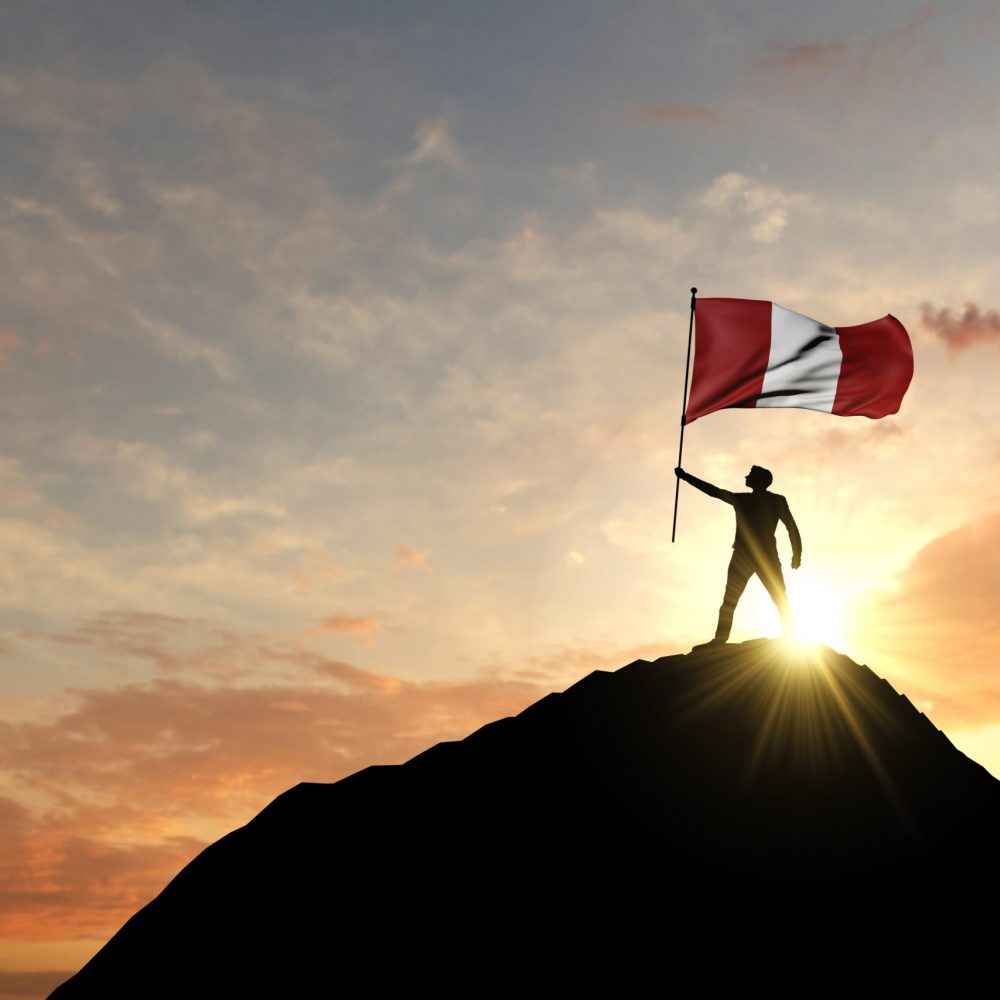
745, 465, 773, 490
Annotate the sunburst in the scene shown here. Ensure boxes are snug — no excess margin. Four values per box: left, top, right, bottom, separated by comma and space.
739, 573, 848, 649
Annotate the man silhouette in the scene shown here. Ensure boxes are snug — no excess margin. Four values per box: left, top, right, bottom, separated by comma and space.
675, 465, 801, 646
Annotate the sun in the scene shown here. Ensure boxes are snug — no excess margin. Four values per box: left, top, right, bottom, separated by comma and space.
741, 573, 848, 649
788, 575, 849, 647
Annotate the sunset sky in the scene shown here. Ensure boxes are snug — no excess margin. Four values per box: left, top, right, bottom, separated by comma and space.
4, 1, 1000, 992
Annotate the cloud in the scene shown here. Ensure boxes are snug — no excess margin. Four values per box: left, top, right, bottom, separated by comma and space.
291, 559, 350, 594
20, 610, 262, 678
0, 56, 364, 392
395, 545, 431, 570
69, 434, 287, 526
0, 324, 22, 365
0, 799, 205, 940
318, 614, 382, 636
758, 42, 847, 75
945, 182, 1000, 227
755, 10, 940, 92
509, 639, 682, 685
281, 287, 410, 370
70, 158, 123, 218
404, 118, 466, 172
920, 302, 1000, 352
632, 103, 727, 126
851, 512, 1000, 726
130, 309, 238, 382
0, 615, 682, 951
764, 420, 906, 475
0, 65, 126, 137
0, 628, 547, 944
700, 172, 808, 243
0, 970, 76, 999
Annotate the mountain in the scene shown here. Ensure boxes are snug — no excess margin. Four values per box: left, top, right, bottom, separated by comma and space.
50, 639, 1000, 996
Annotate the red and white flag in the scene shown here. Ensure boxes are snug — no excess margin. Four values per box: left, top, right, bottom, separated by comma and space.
685, 298, 913, 423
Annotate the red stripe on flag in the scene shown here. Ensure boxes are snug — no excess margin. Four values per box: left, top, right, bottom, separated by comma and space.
685, 298, 771, 422
832, 315, 913, 418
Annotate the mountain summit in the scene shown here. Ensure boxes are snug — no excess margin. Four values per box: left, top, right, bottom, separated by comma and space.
51, 639, 1000, 996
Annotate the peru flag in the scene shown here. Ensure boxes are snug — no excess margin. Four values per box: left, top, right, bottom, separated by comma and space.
684, 298, 913, 423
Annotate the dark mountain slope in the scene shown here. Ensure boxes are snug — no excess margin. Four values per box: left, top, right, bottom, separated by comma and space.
51, 639, 1000, 996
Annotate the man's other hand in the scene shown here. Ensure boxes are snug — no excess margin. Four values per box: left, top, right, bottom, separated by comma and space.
791, 555, 801, 569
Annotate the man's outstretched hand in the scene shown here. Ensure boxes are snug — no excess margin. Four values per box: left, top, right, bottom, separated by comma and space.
675, 466, 686, 479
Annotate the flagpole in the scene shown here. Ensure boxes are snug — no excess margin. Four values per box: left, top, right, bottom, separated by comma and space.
671, 287, 697, 543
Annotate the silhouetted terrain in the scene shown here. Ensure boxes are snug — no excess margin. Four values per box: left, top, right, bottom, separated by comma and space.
51, 640, 1000, 996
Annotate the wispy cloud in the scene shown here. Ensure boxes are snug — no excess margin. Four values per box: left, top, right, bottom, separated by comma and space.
318, 613, 382, 636
72, 434, 286, 526
755, 9, 940, 92
395, 545, 431, 570
404, 118, 467, 172
757, 41, 847, 75
0, 325, 22, 365
21, 610, 257, 678
130, 310, 238, 382
632, 102, 727, 126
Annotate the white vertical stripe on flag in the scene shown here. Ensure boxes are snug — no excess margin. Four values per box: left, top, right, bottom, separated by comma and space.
757, 303, 843, 412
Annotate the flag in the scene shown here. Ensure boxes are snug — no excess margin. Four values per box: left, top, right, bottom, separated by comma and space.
684, 298, 913, 423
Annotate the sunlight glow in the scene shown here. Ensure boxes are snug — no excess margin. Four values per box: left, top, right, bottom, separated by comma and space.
788, 576, 846, 647
778, 635, 824, 658
741, 574, 847, 649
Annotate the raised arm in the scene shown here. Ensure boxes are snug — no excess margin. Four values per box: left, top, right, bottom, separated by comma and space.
675, 467, 736, 505
778, 496, 802, 568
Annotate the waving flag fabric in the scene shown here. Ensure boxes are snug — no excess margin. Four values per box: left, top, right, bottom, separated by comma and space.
685, 298, 913, 423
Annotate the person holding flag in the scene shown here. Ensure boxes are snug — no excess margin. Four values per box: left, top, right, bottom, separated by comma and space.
676, 464, 801, 647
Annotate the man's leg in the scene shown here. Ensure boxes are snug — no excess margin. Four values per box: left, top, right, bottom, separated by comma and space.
715, 552, 754, 642
757, 558, 794, 637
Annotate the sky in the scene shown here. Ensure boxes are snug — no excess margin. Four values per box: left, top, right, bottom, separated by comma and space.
4, 0, 1000, 992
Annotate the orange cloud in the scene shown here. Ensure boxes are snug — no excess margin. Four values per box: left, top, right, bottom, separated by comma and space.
0, 325, 22, 365
852, 511, 1000, 726
0, 793, 204, 941
0, 970, 73, 999
0, 621, 548, 950
318, 614, 382, 635
632, 103, 727, 125
920, 302, 1000, 353
757, 41, 847, 75
395, 545, 431, 570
